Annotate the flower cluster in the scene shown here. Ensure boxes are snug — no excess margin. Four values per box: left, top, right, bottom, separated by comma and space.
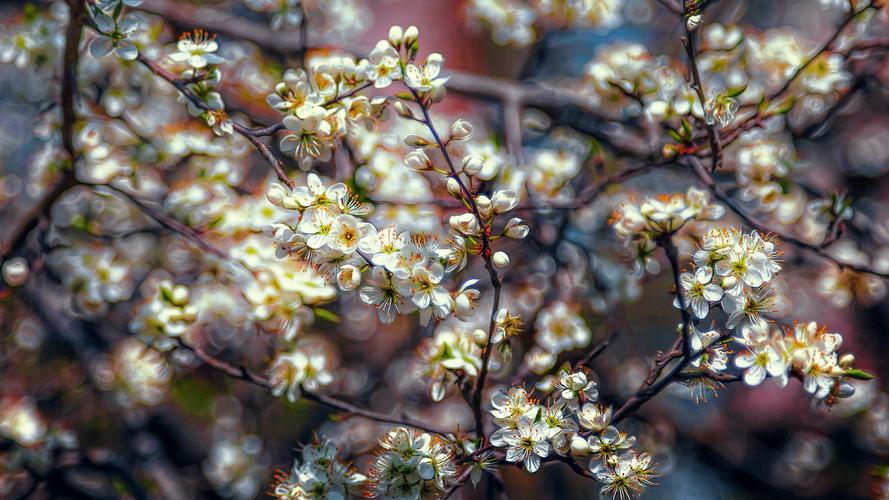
682, 227, 781, 329
267, 27, 447, 170
129, 279, 198, 351
243, 0, 370, 42
610, 187, 724, 275
524, 301, 592, 374
419, 322, 486, 401
269, 173, 491, 326
488, 372, 655, 497
467, 0, 624, 47
272, 436, 367, 499
734, 321, 866, 402
267, 344, 334, 403
94, 338, 172, 407
367, 427, 456, 498
47, 245, 135, 318
166, 29, 231, 135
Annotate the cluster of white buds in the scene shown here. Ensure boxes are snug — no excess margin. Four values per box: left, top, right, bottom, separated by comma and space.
272, 436, 367, 499
447, 184, 525, 270
367, 427, 456, 499
267, 344, 334, 403
610, 187, 724, 275
683, 227, 781, 329
129, 280, 197, 351
488, 373, 654, 498
733, 321, 870, 402
166, 29, 231, 135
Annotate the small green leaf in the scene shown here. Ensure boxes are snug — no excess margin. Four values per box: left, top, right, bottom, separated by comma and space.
313, 308, 340, 323
725, 84, 747, 98
845, 368, 874, 380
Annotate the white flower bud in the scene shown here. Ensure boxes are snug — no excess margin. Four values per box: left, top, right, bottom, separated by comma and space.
570, 436, 591, 456
405, 148, 431, 171
2, 257, 30, 287
403, 26, 419, 47
170, 285, 189, 306
388, 25, 404, 47
267, 183, 288, 207
476, 195, 492, 218
491, 190, 519, 214
472, 328, 488, 344
504, 218, 529, 239
449, 213, 479, 235
448, 119, 473, 141
267, 183, 299, 209
403, 134, 431, 147
337, 265, 362, 291
461, 154, 484, 176
839, 353, 855, 369
447, 177, 462, 198
393, 101, 415, 119
492, 251, 510, 268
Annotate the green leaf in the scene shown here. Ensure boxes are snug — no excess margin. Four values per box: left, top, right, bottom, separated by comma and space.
681, 118, 693, 140
313, 307, 340, 323
845, 368, 874, 380
725, 84, 747, 98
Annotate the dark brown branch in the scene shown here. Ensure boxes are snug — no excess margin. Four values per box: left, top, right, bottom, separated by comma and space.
131, 53, 296, 189
690, 159, 889, 279
174, 338, 455, 436
682, 26, 722, 172
0, 0, 83, 262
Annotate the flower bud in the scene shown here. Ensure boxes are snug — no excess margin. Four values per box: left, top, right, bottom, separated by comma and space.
492, 251, 510, 268
570, 436, 591, 456
2, 257, 29, 287
393, 101, 415, 119
491, 190, 519, 214
403, 134, 431, 147
661, 143, 679, 159
449, 213, 480, 235
170, 285, 189, 306
405, 148, 431, 171
447, 177, 462, 198
504, 218, 529, 239
387, 25, 404, 47
403, 26, 419, 47
448, 119, 473, 142
475, 195, 492, 218
267, 183, 288, 207
839, 353, 855, 369
461, 155, 484, 176
336, 265, 362, 291
472, 328, 488, 344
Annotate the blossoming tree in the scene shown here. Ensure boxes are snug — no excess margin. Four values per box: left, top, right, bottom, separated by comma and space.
1, 0, 888, 498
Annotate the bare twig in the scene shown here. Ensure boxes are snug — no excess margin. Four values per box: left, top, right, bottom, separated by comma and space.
174, 338, 455, 436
